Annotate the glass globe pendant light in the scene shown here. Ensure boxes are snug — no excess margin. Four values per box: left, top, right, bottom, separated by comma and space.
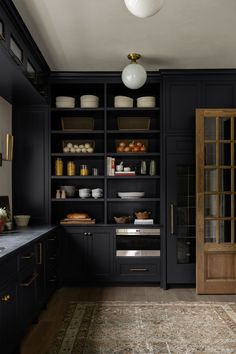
122, 53, 147, 90
124, 0, 164, 18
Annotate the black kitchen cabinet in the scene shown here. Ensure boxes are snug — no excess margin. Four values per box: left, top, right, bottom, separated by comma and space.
163, 77, 201, 135
0, 256, 18, 354
62, 227, 113, 283
166, 137, 196, 284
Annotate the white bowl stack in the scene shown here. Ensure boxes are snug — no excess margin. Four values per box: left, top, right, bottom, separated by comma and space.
114, 96, 133, 108
137, 96, 156, 108
92, 188, 103, 199
80, 95, 99, 108
78, 188, 91, 199
56, 96, 75, 108
14, 215, 31, 227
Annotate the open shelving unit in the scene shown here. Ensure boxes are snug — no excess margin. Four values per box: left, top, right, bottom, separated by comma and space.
50, 79, 161, 226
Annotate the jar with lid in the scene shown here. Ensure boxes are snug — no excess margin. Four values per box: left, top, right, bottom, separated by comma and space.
67, 161, 76, 176
80, 164, 89, 176
55, 158, 63, 176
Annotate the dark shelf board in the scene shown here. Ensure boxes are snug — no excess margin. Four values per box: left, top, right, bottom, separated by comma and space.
107, 107, 160, 111
51, 153, 105, 157
51, 107, 104, 112
51, 130, 104, 134
107, 130, 160, 134
107, 176, 160, 179
107, 198, 160, 202
107, 153, 160, 157
51, 175, 104, 179
108, 223, 162, 227
51, 198, 104, 202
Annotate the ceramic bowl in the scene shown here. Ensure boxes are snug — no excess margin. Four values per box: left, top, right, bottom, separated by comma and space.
14, 215, 31, 227
114, 216, 132, 224
92, 188, 103, 193
137, 96, 156, 108
80, 95, 99, 108
114, 96, 133, 108
60, 186, 76, 197
116, 165, 123, 172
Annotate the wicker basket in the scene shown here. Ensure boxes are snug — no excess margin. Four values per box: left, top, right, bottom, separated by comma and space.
117, 117, 150, 130
61, 117, 94, 131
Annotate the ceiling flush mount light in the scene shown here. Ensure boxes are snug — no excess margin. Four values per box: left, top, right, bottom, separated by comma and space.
122, 53, 147, 90
124, 0, 164, 18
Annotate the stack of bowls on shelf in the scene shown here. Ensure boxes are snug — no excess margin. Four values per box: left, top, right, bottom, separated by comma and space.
56, 96, 75, 108
80, 95, 99, 108
114, 96, 133, 108
78, 188, 91, 199
92, 188, 103, 199
137, 96, 156, 108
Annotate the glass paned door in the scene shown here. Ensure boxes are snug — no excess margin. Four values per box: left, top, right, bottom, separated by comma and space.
196, 109, 236, 294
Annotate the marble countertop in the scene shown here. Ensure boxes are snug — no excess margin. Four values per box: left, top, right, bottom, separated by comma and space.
0, 225, 58, 260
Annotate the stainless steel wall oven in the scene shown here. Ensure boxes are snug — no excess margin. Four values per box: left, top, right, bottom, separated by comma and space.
116, 228, 160, 257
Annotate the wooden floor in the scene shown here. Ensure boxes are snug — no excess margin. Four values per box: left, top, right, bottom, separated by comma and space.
20, 286, 236, 354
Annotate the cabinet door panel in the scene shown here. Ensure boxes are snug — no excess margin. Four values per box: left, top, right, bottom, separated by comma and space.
203, 83, 234, 108
166, 138, 196, 284
165, 81, 201, 134
87, 230, 111, 280
62, 228, 87, 281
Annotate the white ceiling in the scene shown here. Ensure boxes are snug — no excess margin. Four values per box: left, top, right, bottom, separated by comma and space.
13, 0, 236, 71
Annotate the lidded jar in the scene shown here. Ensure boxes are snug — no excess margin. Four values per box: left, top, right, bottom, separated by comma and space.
67, 161, 76, 176
55, 158, 63, 176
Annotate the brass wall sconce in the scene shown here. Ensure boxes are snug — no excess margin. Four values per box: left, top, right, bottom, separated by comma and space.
0, 134, 14, 167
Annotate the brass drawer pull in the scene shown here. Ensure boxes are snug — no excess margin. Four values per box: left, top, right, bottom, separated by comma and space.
170, 204, 175, 235
21, 253, 34, 260
21, 273, 38, 287
130, 268, 148, 272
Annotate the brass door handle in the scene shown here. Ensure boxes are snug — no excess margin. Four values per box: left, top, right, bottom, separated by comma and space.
21, 273, 38, 287
37, 243, 43, 265
21, 253, 34, 260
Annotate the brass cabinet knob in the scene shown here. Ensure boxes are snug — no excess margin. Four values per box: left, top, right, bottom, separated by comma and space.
1, 294, 10, 302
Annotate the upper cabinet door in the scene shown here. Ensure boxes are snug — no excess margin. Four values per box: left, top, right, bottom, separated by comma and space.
202, 81, 236, 108
164, 79, 201, 134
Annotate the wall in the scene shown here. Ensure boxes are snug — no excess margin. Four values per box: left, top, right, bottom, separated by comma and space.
0, 96, 12, 209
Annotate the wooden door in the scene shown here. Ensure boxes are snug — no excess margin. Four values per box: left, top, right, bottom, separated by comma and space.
196, 109, 236, 294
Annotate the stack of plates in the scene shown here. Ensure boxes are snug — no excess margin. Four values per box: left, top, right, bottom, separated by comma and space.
80, 95, 99, 108
137, 96, 156, 108
114, 96, 133, 108
56, 96, 75, 108
118, 192, 145, 199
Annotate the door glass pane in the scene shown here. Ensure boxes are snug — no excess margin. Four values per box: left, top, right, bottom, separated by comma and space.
220, 143, 231, 165
176, 166, 196, 241
219, 117, 231, 140
219, 169, 231, 192
10, 36, 23, 62
204, 195, 217, 217
205, 169, 217, 192
204, 118, 215, 140
204, 220, 217, 242
219, 194, 231, 217
177, 239, 195, 264
205, 144, 216, 165
219, 220, 231, 243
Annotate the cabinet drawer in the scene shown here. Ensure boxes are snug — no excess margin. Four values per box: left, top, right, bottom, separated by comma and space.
119, 261, 160, 276
0, 256, 17, 286
19, 244, 36, 270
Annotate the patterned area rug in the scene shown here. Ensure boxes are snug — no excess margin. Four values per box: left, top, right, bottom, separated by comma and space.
49, 302, 236, 354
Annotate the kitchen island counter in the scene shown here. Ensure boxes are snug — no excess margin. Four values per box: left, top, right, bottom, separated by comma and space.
0, 225, 58, 260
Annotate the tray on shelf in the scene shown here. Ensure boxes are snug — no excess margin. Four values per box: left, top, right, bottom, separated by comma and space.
62, 140, 95, 153
116, 139, 148, 153
117, 117, 150, 130
61, 117, 94, 131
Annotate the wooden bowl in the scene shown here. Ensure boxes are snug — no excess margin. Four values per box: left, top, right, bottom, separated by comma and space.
114, 216, 132, 224
135, 211, 151, 220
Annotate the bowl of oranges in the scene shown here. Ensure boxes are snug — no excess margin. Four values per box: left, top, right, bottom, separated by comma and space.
116, 140, 148, 153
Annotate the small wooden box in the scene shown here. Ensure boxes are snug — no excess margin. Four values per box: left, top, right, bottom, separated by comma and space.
61, 117, 94, 131
117, 117, 150, 130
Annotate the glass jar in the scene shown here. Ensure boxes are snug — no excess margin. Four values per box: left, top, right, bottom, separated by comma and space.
67, 161, 76, 176
80, 164, 89, 176
55, 158, 63, 176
